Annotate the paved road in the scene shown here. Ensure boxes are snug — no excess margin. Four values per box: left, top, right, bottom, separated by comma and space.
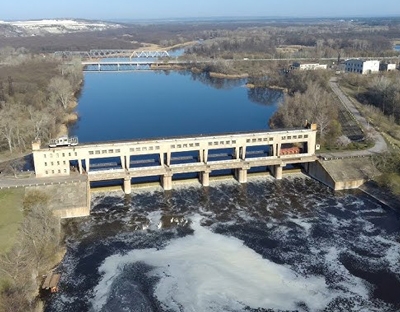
0, 173, 87, 190
319, 78, 387, 159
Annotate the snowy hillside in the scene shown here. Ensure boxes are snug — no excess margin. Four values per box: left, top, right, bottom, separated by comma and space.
0, 19, 123, 37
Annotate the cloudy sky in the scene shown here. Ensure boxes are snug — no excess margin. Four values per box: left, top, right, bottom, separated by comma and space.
1, 0, 399, 21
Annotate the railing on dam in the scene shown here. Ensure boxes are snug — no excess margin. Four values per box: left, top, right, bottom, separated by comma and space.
32, 126, 318, 193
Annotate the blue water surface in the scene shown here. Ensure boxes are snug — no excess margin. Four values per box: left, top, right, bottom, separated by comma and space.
71, 71, 281, 142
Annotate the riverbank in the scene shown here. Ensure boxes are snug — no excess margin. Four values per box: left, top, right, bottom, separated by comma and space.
360, 180, 400, 212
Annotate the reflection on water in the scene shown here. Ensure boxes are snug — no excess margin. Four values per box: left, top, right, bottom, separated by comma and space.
45, 176, 400, 312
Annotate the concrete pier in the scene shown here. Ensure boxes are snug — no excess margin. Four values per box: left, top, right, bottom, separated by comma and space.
123, 177, 132, 194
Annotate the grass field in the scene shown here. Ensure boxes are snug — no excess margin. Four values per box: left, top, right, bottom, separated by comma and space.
0, 188, 24, 254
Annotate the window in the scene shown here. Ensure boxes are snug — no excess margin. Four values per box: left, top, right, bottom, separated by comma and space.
45, 170, 48, 175
183, 144, 188, 148
95, 151, 100, 154
287, 136, 291, 140
136, 147, 140, 151
51, 162, 54, 166
62, 153, 65, 157
44, 162, 47, 166
102, 150, 107, 154
195, 143, 200, 147
57, 161, 60, 165
177, 144, 182, 148
89, 151, 94, 155
115, 149, 120, 153
44, 154, 47, 158
232, 140, 236, 144
108, 149, 113, 153
304, 135, 308, 138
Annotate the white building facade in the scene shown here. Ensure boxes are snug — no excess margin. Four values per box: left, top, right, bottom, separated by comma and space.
345, 59, 380, 74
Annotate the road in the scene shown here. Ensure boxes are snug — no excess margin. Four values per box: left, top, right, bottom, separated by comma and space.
319, 78, 387, 159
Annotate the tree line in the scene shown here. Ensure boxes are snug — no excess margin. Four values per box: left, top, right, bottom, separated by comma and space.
0, 190, 62, 312
0, 47, 83, 154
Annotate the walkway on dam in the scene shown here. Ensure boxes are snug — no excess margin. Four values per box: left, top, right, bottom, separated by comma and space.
0, 173, 87, 190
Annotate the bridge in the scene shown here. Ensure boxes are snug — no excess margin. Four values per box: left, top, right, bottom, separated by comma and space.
55, 49, 170, 60
31, 126, 318, 194
82, 60, 187, 71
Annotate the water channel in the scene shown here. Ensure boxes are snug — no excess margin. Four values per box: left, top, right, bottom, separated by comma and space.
44, 70, 400, 312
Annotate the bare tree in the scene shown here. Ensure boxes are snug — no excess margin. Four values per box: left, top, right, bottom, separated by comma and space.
48, 77, 73, 110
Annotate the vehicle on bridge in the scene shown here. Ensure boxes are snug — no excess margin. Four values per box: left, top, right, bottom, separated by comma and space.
49, 136, 78, 148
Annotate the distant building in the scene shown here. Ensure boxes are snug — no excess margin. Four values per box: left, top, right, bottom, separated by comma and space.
344, 59, 379, 74
292, 62, 328, 70
379, 63, 397, 71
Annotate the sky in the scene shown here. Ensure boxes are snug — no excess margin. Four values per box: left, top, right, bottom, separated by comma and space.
1, 0, 400, 21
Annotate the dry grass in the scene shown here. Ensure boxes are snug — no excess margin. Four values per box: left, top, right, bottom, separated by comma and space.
0, 188, 24, 254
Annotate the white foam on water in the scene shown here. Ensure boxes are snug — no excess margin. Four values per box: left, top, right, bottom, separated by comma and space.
91, 216, 344, 312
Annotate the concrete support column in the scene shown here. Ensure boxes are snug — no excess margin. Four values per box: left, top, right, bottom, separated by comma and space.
125, 155, 130, 170
274, 165, 283, 180
235, 168, 248, 183
241, 146, 247, 160
273, 143, 281, 157
162, 173, 173, 191
120, 156, 125, 169
203, 149, 208, 163
159, 153, 164, 166
199, 150, 204, 163
85, 158, 90, 173
234, 147, 240, 159
123, 177, 132, 194
166, 151, 171, 166
78, 159, 83, 174
200, 170, 211, 187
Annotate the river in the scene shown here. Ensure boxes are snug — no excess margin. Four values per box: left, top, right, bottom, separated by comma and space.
44, 70, 400, 312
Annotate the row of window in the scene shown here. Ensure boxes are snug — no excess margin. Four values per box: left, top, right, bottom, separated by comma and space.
89, 148, 121, 155
348, 69, 363, 73
45, 169, 68, 175
43, 151, 77, 158
44, 161, 67, 167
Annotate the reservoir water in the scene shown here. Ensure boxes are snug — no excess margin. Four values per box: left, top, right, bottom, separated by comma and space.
45, 70, 400, 312
71, 71, 280, 142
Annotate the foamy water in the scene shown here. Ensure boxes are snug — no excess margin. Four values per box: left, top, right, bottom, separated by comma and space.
92, 215, 343, 311
46, 178, 400, 312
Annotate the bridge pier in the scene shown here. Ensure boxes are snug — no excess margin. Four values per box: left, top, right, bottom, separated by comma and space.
235, 168, 248, 183
200, 169, 211, 187
162, 173, 173, 191
78, 159, 83, 174
271, 165, 283, 180
123, 177, 132, 194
